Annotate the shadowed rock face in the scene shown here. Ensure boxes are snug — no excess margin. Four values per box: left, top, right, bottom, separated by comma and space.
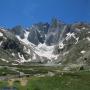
45, 19, 64, 45
28, 23, 49, 45
28, 29, 39, 45
11, 25, 25, 39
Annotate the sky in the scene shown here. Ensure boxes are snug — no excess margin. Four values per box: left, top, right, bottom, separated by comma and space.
0, 0, 89, 27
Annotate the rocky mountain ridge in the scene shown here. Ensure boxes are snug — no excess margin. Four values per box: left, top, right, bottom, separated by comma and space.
0, 19, 90, 69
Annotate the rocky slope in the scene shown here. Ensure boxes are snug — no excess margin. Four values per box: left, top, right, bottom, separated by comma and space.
0, 19, 90, 69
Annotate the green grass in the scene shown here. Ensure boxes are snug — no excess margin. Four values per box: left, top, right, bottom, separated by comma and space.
16, 65, 63, 75
0, 70, 90, 90
27, 71, 90, 90
0, 81, 8, 88
0, 67, 18, 76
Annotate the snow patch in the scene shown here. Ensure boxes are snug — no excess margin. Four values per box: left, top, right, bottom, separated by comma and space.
0, 32, 3, 36
75, 37, 79, 44
12, 53, 15, 57
1, 58, 9, 63
16, 31, 35, 47
18, 53, 26, 63
17, 52, 32, 63
86, 37, 90, 41
23, 46, 31, 54
59, 42, 64, 49
32, 54, 36, 60
35, 43, 58, 60
66, 32, 79, 44
80, 50, 86, 54
63, 51, 69, 56
12, 63, 18, 65
82, 27, 86, 30
66, 33, 76, 40
16, 31, 30, 44
88, 31, 90, 33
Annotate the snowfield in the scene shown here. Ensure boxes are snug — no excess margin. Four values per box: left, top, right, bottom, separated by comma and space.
16, 31, 59, 60
35, 43, 59, 60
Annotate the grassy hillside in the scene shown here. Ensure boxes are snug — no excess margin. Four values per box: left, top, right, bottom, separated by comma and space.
0, 70, 90, 90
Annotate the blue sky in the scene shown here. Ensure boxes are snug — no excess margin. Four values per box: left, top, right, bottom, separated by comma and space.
0, 0, 89, 27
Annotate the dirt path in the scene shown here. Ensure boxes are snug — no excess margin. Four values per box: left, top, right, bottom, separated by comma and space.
8, 77, 28, 86
20, 78, 28, 86
8, 79, 14, 86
